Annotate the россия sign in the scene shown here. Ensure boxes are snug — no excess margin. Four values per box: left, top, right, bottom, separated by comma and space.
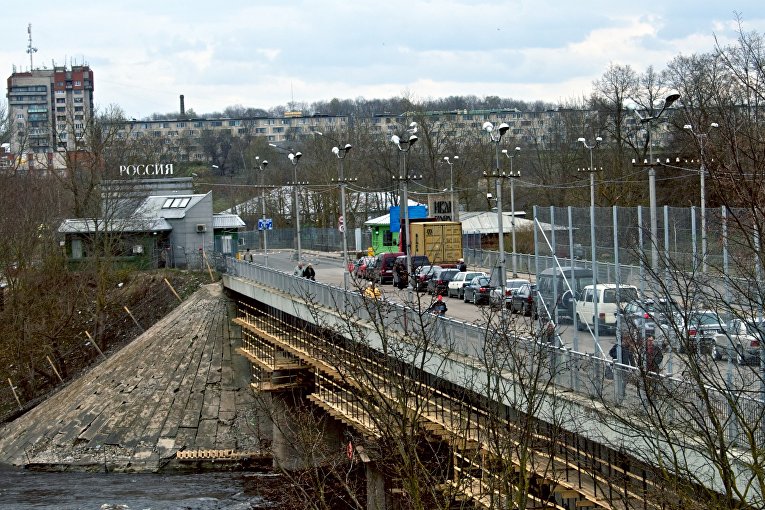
119, 163, 174, 177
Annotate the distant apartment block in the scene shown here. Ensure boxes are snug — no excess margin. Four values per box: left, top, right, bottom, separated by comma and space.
6, 65, 94, 169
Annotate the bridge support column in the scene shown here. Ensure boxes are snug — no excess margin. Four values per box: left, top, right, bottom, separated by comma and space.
270, 388, 344, 472
366, 462, 389, 510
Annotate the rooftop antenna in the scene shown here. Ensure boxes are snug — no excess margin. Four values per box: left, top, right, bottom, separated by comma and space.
26, 23, 38, 70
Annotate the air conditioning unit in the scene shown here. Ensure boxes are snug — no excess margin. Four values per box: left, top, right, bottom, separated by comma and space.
196, 224, 207, 233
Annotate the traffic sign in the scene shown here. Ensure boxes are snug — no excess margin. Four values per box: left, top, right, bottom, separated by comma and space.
257, 219, 273, 231
338, 215, 344, 232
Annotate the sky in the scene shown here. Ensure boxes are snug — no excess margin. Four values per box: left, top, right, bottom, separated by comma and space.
3, 1, 764, 119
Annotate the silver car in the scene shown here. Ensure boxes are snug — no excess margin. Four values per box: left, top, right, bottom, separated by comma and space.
489, 278, 531, 309
712, 318, 764, 364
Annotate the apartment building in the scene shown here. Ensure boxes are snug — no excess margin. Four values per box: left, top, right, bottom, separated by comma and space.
6, 65, 94, 169
114, 113, 350, 162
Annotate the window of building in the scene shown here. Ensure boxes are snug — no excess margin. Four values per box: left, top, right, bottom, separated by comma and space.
74, 106, 83, 112
211, 121, 222, 127
194, 121, 204, 128
74, 81, 81, 86
57, 107, 66, 112
56, 98, 65, 104
162, 197, 191, 209
273, 127, 284, 133
176, 122, 186, 128
229, 120, 240, 127
74, 97, 83, 103
162, 122, 170, 128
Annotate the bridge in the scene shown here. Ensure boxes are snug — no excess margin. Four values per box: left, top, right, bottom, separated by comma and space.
224, 258, 760, 509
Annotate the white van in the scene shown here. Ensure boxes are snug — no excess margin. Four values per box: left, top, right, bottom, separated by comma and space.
575, 284, 640, 333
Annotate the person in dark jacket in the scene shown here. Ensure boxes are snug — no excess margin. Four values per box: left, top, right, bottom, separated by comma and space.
302, 263, 316, 280
457, 258, 467, 272
428, 295, 448, 315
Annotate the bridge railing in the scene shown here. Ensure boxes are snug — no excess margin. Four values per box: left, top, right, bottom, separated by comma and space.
227, 258, 764, 449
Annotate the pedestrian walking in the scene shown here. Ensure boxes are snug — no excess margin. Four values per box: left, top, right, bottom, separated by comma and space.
364, 281, 382, 299
457, 258, 467, 272
244, 248, 253, 262
303, 263, 316, 280
293, 262, 304, 276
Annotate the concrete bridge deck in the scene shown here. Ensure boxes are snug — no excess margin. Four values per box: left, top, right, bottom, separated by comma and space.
0, 283, 268, 472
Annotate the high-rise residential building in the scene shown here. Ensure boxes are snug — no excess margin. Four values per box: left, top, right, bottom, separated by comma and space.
6, 64, 94, 170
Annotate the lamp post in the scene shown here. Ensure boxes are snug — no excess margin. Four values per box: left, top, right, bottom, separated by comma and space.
443, 155, 459, 221
332, 143, 353, 289
501, 147, 521, 277
683, 122, 718, 274
391, 122, 419, 280
483, 121, 510, 288
255, 157, 269, 266
577, 136, 602, 344
638, 93, 680, 274
287, 151, 303, 262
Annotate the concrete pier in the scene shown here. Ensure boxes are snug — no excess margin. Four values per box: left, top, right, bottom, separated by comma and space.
0, 283, 269, 472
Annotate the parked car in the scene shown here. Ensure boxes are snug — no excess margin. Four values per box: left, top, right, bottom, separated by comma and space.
489, 278, 531, 309
427, 268, 460, 296
510, 283, 537, 316
615, 299, 660, 339
664, 310, 727, 354
463, 276, 496, 305
711, 318, 763, 363
392, 255, 431, 289
447, 271, 487, 299
367, 252, 404, 284
411, 265, 443, 292
537, 266, 593, 322
353, 256, 375, 279
575, 284, 640, 334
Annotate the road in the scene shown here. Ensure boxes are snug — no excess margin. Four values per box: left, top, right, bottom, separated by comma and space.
244, 250, 613, 356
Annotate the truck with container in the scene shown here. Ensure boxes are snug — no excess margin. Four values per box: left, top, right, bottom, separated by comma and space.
407, 221, 462, 266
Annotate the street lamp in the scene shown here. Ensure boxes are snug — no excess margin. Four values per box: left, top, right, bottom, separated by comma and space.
392, 122, 419, 280
683, 122, 718, 273
332, 143, 353, 289
637, 93, 680, 273
483, 121, 510, 288
287, 151, 303, 262
577, 136, 602, 344
501, 147, 521, 277
255, 157, 269, 266
443, 155, 459, 221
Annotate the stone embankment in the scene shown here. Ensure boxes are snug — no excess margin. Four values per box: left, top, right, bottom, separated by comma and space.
0, 283, 268, 472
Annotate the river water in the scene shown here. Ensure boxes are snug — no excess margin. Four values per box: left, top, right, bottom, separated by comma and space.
0, 466, 280, 509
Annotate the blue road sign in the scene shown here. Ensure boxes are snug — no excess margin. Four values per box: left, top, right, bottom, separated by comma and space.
258, 219, 274, 231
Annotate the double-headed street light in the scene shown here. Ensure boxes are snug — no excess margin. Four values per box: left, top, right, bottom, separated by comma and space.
577, 136, 602, 343
332, 143, 353, 289
443, 155, 459, 221
501, 147, 521, 277
287, 151, 303, 262
255, 157, 269, 266
637, 93, 681, 273
483, 121, 510, 288
392, 122, 419, 280
683, 122, 718, 273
